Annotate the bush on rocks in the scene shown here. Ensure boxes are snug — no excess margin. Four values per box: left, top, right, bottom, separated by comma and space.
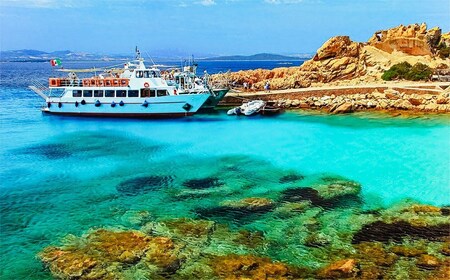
381, 62, 432, 81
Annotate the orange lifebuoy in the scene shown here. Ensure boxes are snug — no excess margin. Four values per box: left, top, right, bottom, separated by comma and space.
120, 79, 129, 87
144, 82, 150, 88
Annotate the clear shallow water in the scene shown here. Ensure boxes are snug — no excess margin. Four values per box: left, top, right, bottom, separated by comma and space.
0, 62, 449, 279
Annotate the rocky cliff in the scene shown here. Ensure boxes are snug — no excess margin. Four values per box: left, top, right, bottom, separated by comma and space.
213, 23, 449, 90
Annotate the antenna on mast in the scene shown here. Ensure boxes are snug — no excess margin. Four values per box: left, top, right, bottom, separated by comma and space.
135, 46, 141, 60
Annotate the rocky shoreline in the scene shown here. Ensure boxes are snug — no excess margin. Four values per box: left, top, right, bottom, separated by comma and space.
221, 84, 450, 114
213, 23, 450, 115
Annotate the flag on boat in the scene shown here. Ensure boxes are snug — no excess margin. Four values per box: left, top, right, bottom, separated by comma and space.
50, 59, 61, 67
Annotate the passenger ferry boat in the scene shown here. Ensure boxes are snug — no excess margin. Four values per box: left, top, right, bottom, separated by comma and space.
165, 59, 229, 110
29, 52, 210, 117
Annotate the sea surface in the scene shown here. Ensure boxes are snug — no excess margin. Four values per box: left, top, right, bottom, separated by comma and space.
0, 61, 449, 279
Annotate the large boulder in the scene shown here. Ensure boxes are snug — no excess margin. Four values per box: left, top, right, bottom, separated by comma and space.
368, 23, 441, 56
314, 36, 360, 60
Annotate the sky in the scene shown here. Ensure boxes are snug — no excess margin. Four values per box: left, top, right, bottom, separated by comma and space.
0, 0, 449, 56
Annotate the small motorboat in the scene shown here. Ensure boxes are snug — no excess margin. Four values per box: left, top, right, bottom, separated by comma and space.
227, 100, 265, 116
243, 100, 265, 116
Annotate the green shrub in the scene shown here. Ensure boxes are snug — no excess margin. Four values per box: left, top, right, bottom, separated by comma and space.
437, 42, 450, 59
438, 47, 450, 59
405, 63, 433, 81
381, 62, 432, 81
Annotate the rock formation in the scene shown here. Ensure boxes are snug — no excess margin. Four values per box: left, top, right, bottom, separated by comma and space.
213, 23, 449, 90
368, 23, 440, 56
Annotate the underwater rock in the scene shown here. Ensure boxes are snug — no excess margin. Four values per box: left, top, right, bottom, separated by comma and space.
416, 254, 441, 270
281, 180, 361, 208
273, 201, 312, 218
390, 245, 426, 257
85, 229, 153, 263
426, 259, 450, 279
384, 203, 450, 228
116, 175, 173, 196
355, 242, 398, 266
195, 198, 275, 223
313, 180, 361, 201
279, 174, 305, 184
281, 187, 322, 204
221, 197, 275, 211
143, 236, 181, 273
353, 202, 450, 244
352, 221, 450, 243
317, 259, 359, 279
233, 230, 265, 249
441, 240, 450, 256
39, 247, 98, 279
182, 177, 224, 189
408, 204, 442, 214
121, 210, 153, 227
160, 218, 215, 238
39, 230, 151, 278
24, 143, 72, 159
210, 254, 301, 279
305, 232, 332, 247
38, 229, 182, 279
358, 263, 384, 279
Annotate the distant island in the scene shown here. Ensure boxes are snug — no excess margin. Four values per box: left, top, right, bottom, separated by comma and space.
0, 49, 312, 62
201, 53, 311, 61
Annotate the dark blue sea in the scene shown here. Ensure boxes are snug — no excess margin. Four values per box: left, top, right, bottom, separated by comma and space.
1, 60, 449, 279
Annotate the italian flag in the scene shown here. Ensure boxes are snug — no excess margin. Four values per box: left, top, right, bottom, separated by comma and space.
50, 59, 61, 67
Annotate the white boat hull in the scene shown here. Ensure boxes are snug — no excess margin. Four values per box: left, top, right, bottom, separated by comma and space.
42, 94, 209, 118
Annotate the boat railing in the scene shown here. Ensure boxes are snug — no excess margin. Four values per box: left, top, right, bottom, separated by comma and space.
48, 78, 130, 87
29, 80, 51, 99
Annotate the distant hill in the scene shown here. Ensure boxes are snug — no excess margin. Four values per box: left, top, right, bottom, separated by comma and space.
0, 49, 130, 62
0, 49, 313, 62
201, 53, 308, 61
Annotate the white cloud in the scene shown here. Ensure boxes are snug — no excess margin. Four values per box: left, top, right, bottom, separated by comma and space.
0, 0, 86, 8
264, 0, 304, 4
197, 0, 216, 6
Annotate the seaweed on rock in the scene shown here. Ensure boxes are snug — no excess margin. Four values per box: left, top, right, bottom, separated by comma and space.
352, 221, 450, 243
279, 174, 305, 184
182, 177, 224, 189
23, 143, 72, 159
194, 198, 275, 224
117, 175, 174, 196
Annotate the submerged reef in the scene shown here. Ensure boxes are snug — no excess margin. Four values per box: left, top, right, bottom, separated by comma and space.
37, 167, 450, 279
182, 177, 224, 190
116, 175, 174, 196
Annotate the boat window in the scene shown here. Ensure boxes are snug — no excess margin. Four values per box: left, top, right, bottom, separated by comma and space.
136, 71, 143, 78
105, 90, 115, 97
141, 88, 151, 98
143, 71, 149, 78
116, 90, 126, 97
72, 90, 82, 97
157, 90, 168, 97
128, 90, 139, 97
83, 90, 93, 97
94, 90, 104, 97
150, 90, 156, 97
151, 71, 156, 78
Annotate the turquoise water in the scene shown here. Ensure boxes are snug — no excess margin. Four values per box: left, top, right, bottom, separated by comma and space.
1, 64, 450, 278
